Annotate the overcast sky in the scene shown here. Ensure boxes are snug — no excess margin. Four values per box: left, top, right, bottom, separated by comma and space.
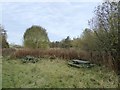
1, 0, 103, 45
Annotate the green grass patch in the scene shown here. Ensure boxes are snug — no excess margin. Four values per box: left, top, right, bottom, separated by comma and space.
2, 58, 118, 88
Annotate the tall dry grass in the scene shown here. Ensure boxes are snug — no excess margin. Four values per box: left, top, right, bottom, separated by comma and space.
2, 48, 116, 70
1, 48, 16, 57
11, 48, 88, 60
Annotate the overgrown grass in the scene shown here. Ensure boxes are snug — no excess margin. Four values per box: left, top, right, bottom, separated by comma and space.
2, 57, 118, 88
9, 48, 116, 70
11, 48, 88, 60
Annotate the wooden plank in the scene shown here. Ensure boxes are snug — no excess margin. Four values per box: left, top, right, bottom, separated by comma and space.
73, 59, 90, 64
